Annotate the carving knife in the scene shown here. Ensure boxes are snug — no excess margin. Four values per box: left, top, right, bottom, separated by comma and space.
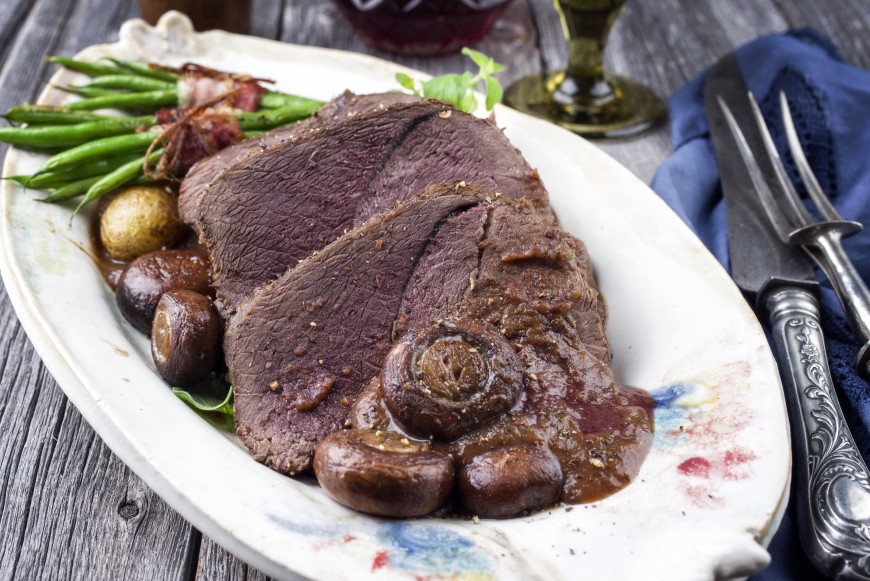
704, 54, 870, 580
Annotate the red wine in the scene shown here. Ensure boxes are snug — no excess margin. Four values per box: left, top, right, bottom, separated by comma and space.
333, 0, 513, 56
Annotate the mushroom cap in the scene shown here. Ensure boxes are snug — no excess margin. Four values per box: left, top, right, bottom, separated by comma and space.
313, 429, 454, 518
457, 444, 563, 519
381, 319, 523, 440
151, 289, 222, 387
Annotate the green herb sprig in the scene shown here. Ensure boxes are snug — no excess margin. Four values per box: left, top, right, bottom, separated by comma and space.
173, 377, 234, 431
395, 48, 505, 114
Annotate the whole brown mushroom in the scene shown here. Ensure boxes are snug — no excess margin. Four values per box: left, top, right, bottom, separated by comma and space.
116, 249, 212, 333
380, 319, 523, 440
314, 429, 454, 518
151, 290, 222, 387
457, 444, 563, 519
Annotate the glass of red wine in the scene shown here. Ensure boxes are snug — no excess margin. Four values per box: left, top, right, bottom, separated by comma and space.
331, 0, 513, 56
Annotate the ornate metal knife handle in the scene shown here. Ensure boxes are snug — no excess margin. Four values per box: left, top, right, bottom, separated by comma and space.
767, 287, 870, 580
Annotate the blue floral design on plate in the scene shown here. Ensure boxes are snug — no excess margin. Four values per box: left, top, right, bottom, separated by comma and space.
376, 523, 494, 575
652, 382, 700, 448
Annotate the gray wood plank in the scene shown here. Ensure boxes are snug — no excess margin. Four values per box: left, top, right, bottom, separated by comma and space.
52, 0, 140, 57
250, 0, 287, 41
0, 0, 199, 580
773, 0, 870, 68
0, 0, 38, 70
195, 537, 271, 581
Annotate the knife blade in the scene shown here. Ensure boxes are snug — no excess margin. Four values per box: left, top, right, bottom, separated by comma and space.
704, 55, 818, 309
704, 55, 870, 580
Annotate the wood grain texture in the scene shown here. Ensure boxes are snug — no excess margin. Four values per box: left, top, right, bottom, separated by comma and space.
0, 0, 38, 71
250, 0, 287, 42
1, 1, 870, 580
772, 0, 870, 68
0, 1, 198, 581
195, 537, 272, 581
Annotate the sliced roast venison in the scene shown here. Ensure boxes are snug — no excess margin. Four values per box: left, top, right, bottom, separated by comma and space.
349, 196, 654, 509
228, 182, 651, 497
226, 185, 490, 474
179, 91, 423, 224
189, 100, 549, 313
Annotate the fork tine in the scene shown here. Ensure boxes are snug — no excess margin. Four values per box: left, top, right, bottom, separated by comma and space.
717, 96, 794, 243
746, 92, 816, 229
779, 92, 843, 222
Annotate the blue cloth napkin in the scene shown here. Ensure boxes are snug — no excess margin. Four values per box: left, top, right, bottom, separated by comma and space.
649, 28, 870, 581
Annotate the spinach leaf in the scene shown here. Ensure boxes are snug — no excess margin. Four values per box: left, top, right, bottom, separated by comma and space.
173, 376, 234, 431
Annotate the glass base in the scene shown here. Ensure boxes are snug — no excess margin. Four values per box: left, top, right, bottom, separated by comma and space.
504, 72, 665, 139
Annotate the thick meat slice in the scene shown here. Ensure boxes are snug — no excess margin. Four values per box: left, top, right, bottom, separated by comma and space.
392, 203, 489, 335
569, 235, 610, 362
179, 91, 422, 224
353, 199, 652, 504
227, 184, 489, 474
193, 100, 549, 313
448, 203, 651, 502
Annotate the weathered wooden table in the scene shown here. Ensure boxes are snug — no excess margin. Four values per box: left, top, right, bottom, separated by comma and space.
1, 0, 868, 578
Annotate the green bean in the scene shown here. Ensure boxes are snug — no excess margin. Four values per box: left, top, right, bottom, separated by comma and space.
242, 131, 265, 139
38, 174, 160, 203
86, 74, 175, 92
39, 176, 102, 203
53, 84, 116, 98
109, 59, 179, 83
47, 56, 125, 77
259, 92, 324, 111
129, 176, 160, 187
41, 130, 160, 172
237, 102, 324, 131
66, 89, 178, 112
75, 149, 164, 213
0, 116, 156, 149
39, 173, 160, 203
259, 92, 291, 109
3, 105, 110, 125
21, 154, 145, 188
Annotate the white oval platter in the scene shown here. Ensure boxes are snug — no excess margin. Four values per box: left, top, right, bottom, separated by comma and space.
0, 12, 790, 581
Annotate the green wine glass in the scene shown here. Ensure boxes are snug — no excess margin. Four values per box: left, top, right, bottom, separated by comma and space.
505, 0, 663, 138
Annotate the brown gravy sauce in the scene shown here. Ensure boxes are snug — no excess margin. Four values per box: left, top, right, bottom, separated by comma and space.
350, 222, 655, 505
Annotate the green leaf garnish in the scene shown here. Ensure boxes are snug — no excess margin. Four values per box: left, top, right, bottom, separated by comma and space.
173, 376, 234, 431
395, 72, 416, 91
485, 76, 503, 111
395, 48, 505, 114
422, 73, 473, 107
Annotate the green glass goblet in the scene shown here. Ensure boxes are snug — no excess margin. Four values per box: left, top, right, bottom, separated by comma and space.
505, 0, 663, 138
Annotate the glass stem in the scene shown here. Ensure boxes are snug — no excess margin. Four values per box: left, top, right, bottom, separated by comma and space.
552, 0, 627, 114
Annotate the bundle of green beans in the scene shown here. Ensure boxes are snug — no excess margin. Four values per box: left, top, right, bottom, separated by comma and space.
1, 57, 325, 213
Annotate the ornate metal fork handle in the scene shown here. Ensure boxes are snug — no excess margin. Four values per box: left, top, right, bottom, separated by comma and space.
719, 90, 870, 578
768, 288, 870, 580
